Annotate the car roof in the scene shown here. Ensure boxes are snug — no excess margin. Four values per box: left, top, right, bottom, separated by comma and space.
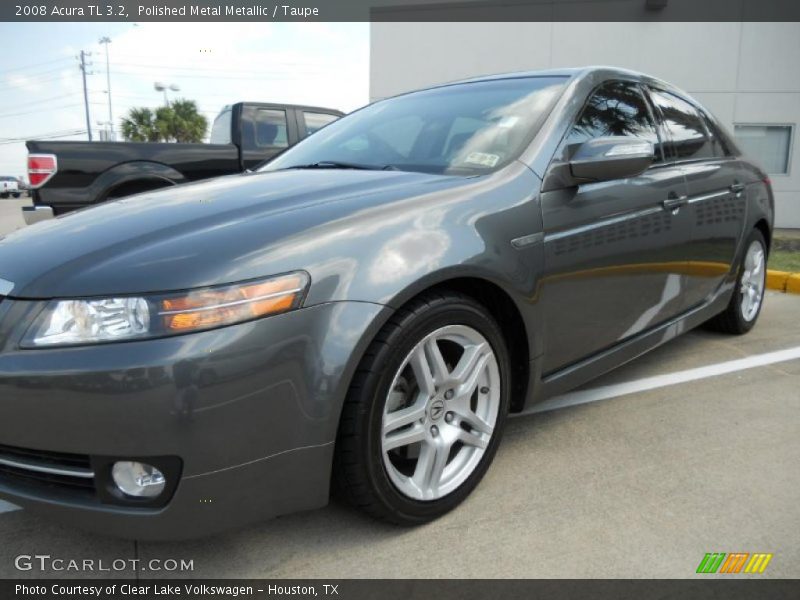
430, 66, 680, 95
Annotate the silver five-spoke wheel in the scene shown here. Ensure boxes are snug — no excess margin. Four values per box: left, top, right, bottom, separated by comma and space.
381, 324, 500, 501
740, 239, 766, 322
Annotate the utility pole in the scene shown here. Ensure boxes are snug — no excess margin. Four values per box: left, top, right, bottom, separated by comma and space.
79, 50, 93, 142
99, 37, 113, 140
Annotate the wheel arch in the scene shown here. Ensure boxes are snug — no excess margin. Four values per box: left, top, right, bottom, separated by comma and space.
754, 218, 772, 255
350, 275, 533, 415
91, 161, 187, 204
101, 176, 177, 201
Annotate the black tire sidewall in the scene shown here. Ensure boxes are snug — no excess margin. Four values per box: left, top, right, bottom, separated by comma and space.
360, 297, 511, 523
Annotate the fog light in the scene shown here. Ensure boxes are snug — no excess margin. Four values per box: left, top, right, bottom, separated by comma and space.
111, 461, 166, 498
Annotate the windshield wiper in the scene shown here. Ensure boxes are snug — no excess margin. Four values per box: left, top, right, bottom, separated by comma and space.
280, 161, 398, 171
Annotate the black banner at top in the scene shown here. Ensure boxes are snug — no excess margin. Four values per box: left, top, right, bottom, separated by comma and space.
2, 0, 800, 22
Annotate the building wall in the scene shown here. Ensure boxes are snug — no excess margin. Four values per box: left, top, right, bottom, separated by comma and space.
370, 22, 800, 227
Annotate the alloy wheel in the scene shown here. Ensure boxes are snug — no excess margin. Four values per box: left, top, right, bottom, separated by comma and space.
740, 239, 766, 322
381, 324, 501, 501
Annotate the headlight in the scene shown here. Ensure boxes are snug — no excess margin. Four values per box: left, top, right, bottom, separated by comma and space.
22, 271, 309, 348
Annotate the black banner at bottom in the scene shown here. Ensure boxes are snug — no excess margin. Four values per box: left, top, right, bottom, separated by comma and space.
3, 580, 800, 600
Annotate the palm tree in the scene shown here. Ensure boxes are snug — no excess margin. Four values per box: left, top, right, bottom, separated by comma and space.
168, 99, 208, 143
120, 101, 208, 143
121, 107, 160, 142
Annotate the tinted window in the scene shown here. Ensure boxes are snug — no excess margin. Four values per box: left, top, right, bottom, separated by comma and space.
303, 111, 339, 135
564, 81, 661, 161
254, 109, 288, 148
262, 77, 568, 175
209, 109, 232, 144
649, 89, 714, 161
699, 113, 733, 157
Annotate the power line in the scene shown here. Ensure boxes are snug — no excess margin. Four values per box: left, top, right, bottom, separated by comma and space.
0, 129, 87, 145
1, 57, 72, 74
112, 60, 329, 74
0, 93, 83, 112
0, 102, 103, 120
0, 127, 86, 141
111, 69, 321, 81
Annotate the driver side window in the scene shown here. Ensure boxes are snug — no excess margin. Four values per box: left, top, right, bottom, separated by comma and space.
564, 82, 662, 162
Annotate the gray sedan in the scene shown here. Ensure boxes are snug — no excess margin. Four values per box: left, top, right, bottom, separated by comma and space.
0, 67, 772, 539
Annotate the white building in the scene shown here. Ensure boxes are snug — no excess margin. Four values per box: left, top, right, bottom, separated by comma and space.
371, 21, 800, 228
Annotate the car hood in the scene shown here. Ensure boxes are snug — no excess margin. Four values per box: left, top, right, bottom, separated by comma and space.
0, 169, 471, 298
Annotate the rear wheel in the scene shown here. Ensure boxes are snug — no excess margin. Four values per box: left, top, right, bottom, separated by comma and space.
705, 229, 767, 334
334, 292, 510, 524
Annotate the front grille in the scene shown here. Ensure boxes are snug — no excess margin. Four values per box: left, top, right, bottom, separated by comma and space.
0, 443, 95, 496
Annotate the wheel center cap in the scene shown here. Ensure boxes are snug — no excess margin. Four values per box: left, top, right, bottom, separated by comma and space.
428, 399, 445, 421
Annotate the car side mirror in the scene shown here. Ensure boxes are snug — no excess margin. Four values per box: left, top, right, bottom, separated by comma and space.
568, 137, 655, 184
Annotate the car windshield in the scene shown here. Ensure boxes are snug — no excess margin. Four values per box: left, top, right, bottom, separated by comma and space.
261, 76, 567, 176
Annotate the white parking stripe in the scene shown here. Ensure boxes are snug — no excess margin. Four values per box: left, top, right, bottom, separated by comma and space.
0, 500, 20, 514
522, 345, 800, 415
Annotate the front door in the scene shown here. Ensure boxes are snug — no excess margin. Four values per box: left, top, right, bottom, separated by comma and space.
539, 81, 692, 374
239, 106, 296, 170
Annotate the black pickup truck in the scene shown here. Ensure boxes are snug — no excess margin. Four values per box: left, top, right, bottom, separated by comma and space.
23, 102, 342, 224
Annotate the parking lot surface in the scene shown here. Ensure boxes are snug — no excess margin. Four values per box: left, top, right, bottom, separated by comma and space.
0, 203, 798, 579
0, 197, 29, 236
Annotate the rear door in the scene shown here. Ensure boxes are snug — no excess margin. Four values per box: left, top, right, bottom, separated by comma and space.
539, 81, 692, 374
297, 110, 341, 139
239, 105, 297, 170
647, 88, 745, 309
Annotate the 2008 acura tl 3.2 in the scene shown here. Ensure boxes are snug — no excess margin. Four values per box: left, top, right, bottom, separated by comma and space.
0, 67, 772, 539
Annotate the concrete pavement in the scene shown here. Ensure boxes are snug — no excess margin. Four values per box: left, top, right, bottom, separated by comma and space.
0, 196, 29, 236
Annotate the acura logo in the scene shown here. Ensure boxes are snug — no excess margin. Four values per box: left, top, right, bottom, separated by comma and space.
428, 399, 445, 420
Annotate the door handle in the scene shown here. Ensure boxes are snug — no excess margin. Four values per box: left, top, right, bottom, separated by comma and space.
662, 195, 688, 212
730, 182, 746, 196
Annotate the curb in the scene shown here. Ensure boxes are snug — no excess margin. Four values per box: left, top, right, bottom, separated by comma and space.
766, 270, 800, 294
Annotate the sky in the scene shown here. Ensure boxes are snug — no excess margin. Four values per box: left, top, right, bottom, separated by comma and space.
0, 22, 370, 178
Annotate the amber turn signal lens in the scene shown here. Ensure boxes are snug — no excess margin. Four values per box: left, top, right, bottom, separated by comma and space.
159, 272, 308, 332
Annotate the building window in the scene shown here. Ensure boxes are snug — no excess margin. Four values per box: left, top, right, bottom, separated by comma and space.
734, 125, 793, 175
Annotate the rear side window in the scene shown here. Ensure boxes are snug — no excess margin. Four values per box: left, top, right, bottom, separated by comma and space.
701, 113, 734, 158
254, 109, 288, 148
303, 111, 339, 135
564, 81, 662, 162
648, 89, 715, 161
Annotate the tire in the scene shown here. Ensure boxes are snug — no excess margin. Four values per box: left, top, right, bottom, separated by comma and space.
12, 193, 20, 198
705, 228, 767, 334
334, 291, 511, 525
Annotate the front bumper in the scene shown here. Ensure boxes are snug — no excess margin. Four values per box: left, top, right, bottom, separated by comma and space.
0, 299, 385, 539
22, 205, 54, 225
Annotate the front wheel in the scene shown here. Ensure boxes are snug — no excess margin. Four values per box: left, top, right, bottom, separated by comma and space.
705, 229, 767, 334
334, 292, 510, 524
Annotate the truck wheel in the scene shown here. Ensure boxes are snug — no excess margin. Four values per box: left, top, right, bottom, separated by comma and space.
705, 228, 767, 334
12, 193, 20, 198
334, 291, 510, 524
